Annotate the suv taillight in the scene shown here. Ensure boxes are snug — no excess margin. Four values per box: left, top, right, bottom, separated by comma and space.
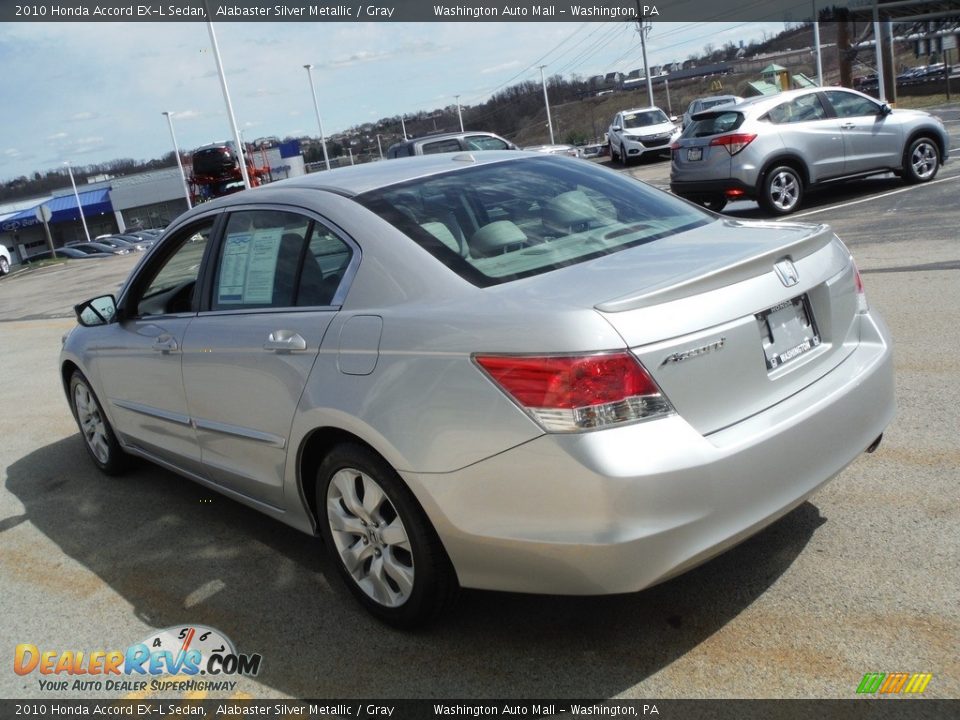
709, 133, 757, 156
474, 352, 673, 432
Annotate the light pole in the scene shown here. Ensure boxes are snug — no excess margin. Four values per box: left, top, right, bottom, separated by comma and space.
162, 111, 192, 209
64, 161, 91, 244
205, 19, 250, 189
348, 147, 354, 165
401, 115, 407, 140
376, 134, 384, 159
455, 95, 464, 132
304, 64, 332, 171
812, 0, 824, 86
538, 65, 555, 145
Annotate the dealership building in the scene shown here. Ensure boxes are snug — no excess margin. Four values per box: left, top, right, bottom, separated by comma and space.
0, 143, 305, 265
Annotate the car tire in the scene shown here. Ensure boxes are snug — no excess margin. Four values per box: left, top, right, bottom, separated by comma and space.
69, 371, 129, 475
700, 196, 728, 212
760, 165, 803, 215
316, 443, 457, 628
0, 256, 9, 275
620, 143, 630, 167
902, 137, 940, 184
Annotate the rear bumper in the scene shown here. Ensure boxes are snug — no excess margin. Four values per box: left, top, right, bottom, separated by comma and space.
404, 310, 895, 595
670, 178, 754, 200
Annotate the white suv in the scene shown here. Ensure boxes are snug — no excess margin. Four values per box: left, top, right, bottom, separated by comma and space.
608, 107, 681, 165
0, 244, 12, 276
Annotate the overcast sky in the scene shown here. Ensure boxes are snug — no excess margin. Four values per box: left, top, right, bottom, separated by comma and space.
0, 20, 785, 183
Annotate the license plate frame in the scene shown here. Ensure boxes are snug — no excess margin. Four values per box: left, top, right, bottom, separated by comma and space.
686, 147, 703, 161
757, 294, 821, 371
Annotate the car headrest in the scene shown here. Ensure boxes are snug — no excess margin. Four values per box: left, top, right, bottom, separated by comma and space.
470, 221, 527, 257
542, 190, 598, 232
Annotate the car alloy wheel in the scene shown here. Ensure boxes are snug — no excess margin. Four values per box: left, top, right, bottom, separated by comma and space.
0, 256, 9, 275
69, 371, 128, 475
905, 138, 939, 183
317, 444, 456, 627
326, 465, 415, 608
762, 166, 803, 215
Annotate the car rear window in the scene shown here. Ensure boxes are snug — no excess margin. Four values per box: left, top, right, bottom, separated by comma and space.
355, 156, 710, 287
683, 111, 745, 138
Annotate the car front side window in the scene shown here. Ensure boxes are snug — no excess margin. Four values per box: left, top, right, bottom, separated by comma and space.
134, 220, 214, 317
825, 90, 880, 118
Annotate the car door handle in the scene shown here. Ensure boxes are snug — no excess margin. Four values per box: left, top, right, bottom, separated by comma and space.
152, 335, 179, 353
840, 122, 856, 129
263, 330, 307, 353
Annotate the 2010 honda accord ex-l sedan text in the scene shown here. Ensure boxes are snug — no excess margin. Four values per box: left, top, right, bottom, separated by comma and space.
61, 152, 895, 627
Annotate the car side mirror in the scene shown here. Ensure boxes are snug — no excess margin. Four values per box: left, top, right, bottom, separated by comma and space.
880, 103, 893, 116
670, 115, 679, 124
75, 295, 118, 327
611, 125, 622, 132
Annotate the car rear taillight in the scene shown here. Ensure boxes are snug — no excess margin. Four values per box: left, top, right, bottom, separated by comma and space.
851, 256, 869, 313
709, 133, 757, 156
474, 352, 673, 432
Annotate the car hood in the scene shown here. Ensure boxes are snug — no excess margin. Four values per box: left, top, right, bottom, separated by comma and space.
622, 122, 678, 138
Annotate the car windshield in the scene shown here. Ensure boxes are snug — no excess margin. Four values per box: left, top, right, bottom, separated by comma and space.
356, 156, 710, 287
623, 110, 669, 128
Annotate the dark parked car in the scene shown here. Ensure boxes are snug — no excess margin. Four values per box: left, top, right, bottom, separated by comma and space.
64, 241, 131, 256
23, 247, 111, 262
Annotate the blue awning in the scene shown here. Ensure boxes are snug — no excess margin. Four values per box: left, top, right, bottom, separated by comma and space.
0, 188, 112, 232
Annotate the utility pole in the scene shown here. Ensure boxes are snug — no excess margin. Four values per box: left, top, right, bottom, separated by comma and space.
455, 95, 464, 132
637, 20, 654, 108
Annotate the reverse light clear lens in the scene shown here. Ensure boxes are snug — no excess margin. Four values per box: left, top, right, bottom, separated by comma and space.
475, 352, 673, 432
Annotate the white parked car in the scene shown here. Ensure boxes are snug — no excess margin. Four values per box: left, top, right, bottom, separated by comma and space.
608, 107, 681, 165
0, 243, 12, 275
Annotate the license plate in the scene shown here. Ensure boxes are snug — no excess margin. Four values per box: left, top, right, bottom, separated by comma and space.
757, 295, 820, 370
686, 147, 703, 161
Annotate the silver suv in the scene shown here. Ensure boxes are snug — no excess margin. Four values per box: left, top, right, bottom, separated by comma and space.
670, 87, 950, 214
386, 131, 516, 158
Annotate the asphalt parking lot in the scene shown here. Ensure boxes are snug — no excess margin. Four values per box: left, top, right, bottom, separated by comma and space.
1, 111, 958, 701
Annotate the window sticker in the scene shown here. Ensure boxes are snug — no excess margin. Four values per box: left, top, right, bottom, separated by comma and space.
217, 228, 283, 305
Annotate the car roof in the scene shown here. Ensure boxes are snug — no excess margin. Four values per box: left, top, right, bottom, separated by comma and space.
213, 150, 537, 198
620, 107, 665, 114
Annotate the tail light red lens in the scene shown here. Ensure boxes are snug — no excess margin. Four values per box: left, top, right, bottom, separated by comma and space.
709, 133, 757, 156
850, 256, 869, 313
474, 352, 673, 432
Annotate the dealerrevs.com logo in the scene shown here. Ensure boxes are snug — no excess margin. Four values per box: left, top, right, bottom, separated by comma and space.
15, 625, 262, 693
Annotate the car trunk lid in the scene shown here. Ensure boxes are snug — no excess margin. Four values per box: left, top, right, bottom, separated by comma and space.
586, 219, 860, 435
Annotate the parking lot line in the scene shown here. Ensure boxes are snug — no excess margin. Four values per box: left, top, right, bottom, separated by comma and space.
786, 174, 960, 219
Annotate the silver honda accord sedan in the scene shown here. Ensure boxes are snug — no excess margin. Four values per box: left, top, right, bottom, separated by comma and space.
61, 152, 895, 626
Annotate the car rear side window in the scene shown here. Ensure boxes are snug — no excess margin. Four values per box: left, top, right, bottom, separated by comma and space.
466, 136, 509, 150
766, 94, 828, 124
211, 210, 350, 310
356, 156, 710, 287
685, 111, 744, 137
421, 139, 462, 154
